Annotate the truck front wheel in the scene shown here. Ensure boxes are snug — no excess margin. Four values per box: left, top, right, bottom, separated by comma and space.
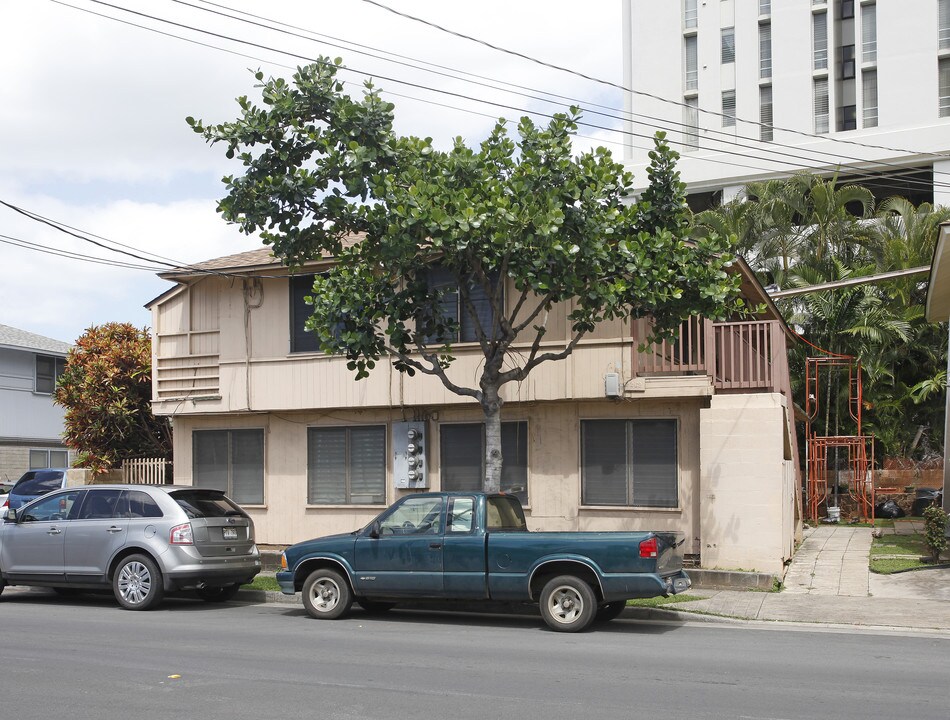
302, 569, 352, 620
539, 575, 597, 632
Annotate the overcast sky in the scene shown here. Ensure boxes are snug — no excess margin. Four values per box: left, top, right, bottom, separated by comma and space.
0, 0, 624, 345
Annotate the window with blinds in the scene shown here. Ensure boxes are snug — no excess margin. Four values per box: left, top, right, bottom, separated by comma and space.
759, 0, 771, 15
683, 97, 699, 150
759, 23, 772, 79
940, 58, 950, 117
308, 426, 386, 504
862, 69, 878, 127
580, 419, 678, 508
440, 422, 528, 504
813, 12, 828, 71
721, 27, 735, 64
861, 3, 877, 63
424, 265, 500, 344
942, 0, 950, 50
685, 35, 698, 92
722, 90, 737, 127
760, 85, 774, 141
814, 77, 830, 133
684, 0, 697, 29
194, 429, 264, 505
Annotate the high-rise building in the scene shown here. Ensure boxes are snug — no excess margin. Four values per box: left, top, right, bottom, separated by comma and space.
621, 0, 950, 208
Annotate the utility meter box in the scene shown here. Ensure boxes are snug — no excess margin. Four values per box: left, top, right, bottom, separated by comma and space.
392, 421, 428, 489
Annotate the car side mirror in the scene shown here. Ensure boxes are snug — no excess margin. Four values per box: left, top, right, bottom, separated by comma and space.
4, 507, 17, 523
368, 520, 381, 539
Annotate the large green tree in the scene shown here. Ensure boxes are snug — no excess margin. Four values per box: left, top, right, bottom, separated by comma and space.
55, 323, 171, 474
189, 59, 745, 491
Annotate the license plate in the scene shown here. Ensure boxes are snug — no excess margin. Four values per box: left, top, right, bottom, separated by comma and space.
223, 527, 238, 540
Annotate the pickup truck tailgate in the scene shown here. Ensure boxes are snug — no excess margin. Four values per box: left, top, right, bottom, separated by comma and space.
654, 532, 686, 575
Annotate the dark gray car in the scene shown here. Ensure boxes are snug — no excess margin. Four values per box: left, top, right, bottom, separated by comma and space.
0, 484, 261, 610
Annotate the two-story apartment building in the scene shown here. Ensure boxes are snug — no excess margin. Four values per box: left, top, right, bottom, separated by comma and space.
0, 324, 71, 483
148, 247, 802, 575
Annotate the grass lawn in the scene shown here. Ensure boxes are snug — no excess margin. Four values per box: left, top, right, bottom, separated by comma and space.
869, 532, 931, 574
242, 575, 281, 592
625, 594, 705, 608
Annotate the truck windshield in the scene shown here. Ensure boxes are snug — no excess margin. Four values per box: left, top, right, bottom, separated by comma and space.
486, 496, 527, 531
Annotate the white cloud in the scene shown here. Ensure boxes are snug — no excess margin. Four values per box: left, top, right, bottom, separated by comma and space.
0, 0, 624, 343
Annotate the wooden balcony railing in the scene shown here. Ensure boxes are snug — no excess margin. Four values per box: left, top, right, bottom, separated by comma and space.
633, 317, 789, 395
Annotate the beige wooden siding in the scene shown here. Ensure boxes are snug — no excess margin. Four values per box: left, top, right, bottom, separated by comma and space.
171, 397, 701, 550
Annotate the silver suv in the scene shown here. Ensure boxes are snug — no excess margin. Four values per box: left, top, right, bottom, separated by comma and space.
0, 484, 260, 610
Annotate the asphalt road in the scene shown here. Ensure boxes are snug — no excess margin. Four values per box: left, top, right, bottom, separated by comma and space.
1, 590, 947, 720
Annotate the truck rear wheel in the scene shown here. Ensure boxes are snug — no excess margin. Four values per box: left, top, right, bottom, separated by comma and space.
539, 575, 597, 632
302, 569, 352, 620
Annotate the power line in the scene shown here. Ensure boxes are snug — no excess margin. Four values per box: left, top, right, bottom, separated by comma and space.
59, 0, 950, 196
359, 0, 950, 165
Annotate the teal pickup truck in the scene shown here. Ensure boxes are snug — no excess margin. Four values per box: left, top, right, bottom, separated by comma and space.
277, 492, 690, 632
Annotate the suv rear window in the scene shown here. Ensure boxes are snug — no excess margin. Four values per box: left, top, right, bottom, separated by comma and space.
170, 490, 248, 519
13, 470, 66, 496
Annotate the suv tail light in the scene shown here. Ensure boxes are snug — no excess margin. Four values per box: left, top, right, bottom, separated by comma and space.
639, 536, 658, 559
170, 522, 194, 545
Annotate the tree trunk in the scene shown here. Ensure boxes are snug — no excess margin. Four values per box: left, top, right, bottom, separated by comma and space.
482, 385, 503, 493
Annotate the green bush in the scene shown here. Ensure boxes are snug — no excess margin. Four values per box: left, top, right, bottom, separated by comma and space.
922, 505, 948, 563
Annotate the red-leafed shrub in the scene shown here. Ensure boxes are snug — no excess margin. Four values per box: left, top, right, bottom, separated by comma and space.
55, 323, 170, 474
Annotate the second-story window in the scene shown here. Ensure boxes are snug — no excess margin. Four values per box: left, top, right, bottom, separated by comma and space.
814, 77, 830, 133
760, 85, 774, 141
35, 354, 66, 395
940, 57, 950, 117
863, 69, 878, 127
721, 27, 735, 64
424, 265, 500, 344
942, 0, 950, 50
683, 97, 700, 150
290, 274, 320, 353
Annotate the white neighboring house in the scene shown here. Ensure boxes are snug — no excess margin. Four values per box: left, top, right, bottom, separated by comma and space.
0, 324, 72, 483
622, 0, 950, 207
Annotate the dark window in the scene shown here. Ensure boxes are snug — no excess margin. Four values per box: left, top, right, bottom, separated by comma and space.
440, 422, 528, 504
118, 490, 164, 518
290, 274, 321, 353
840, 0, 854, 19
424, 266, 500, 344
839, 104, 857, 131
77, 489, 123, 519
840, 44, 855, 80
35, 355, 65, 394
581, 419, 678, 508
193, 429, 264, 505
12, 470, 66, 496
171, 489, 249, 518
307, 426, 386, 505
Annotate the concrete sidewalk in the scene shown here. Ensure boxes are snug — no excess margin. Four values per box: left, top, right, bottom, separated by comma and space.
648, 523, 950, 633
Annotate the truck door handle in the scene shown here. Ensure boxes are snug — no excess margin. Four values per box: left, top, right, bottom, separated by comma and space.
107, 526, 123, 534
47, 528, 62, 535
429, 542, 442, 549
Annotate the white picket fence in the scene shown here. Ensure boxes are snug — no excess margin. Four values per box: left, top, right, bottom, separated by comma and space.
121, 457, 172, 485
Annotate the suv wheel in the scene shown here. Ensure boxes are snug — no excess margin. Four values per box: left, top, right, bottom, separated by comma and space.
113, 554, 164, 610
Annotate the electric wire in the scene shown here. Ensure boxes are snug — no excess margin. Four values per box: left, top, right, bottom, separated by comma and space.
55, 0, 950, 197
